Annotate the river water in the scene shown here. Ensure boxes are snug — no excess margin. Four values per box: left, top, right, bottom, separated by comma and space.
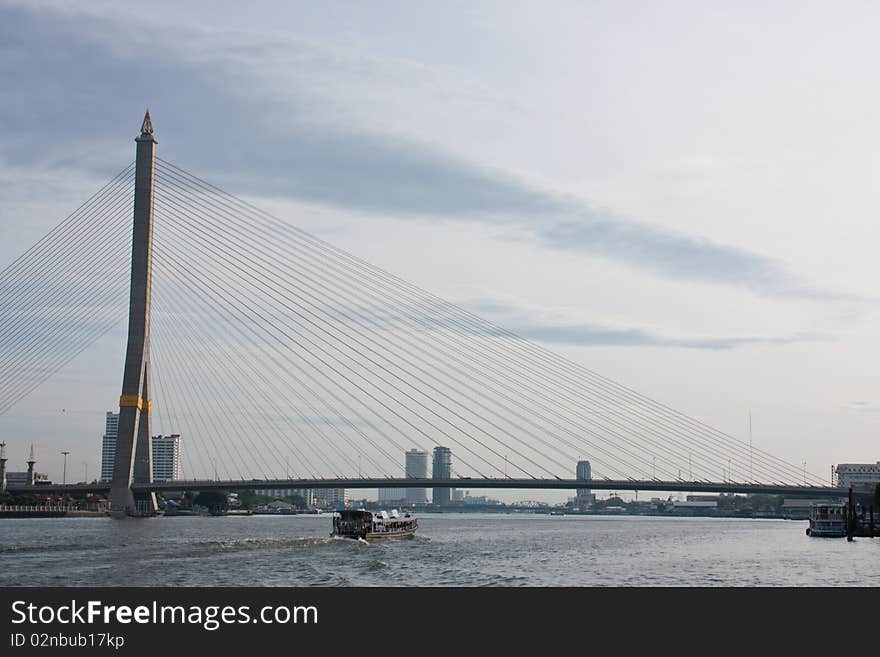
1, 513, 877, 586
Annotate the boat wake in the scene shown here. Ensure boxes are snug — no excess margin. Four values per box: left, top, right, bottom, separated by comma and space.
0, 542, 99, 555
176, 535, 354, 557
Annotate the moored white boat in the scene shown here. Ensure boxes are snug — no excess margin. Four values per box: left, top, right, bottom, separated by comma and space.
806, 503, 847, 537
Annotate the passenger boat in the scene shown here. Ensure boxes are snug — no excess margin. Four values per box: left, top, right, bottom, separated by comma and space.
806, 503, 847, 537
331, 509, 418, 541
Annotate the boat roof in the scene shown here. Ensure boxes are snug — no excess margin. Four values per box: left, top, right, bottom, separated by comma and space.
336, 509, 413, 520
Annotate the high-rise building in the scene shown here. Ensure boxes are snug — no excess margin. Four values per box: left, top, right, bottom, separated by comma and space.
405, 449, 428, 504
378, 487, 406, 503
151, 434, 181, 482
297, 489, 317, 507
576, 460, 592, 495
103, 418, 182, 483
315, 488, 348, 508
576, 460, 594, 509
100, 411, 119, 482
432, 446, 452, 506
264, 488, 316, 505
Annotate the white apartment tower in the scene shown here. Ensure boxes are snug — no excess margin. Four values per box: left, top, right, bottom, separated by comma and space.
378, 487, 406, 502
151, 434, 182, 482
315, 488, 348, 508
405, 448, 429, 504
100, 411, 119, 482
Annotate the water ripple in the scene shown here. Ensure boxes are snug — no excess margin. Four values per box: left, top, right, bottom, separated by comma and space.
1, 514, 877, 587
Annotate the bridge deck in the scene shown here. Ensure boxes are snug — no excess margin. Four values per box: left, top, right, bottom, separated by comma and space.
5, 478, 848, 498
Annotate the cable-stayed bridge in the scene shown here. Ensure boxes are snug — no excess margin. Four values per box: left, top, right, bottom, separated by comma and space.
0, 114, 843, 514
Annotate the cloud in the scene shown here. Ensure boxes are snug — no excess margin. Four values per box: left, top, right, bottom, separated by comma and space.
538, 213, 819, 299
845, 401, 880, 414
0, 2, 850, 301
468, 299, 826, 350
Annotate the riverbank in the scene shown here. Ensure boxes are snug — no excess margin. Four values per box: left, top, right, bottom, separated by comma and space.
0, 508, 106, 518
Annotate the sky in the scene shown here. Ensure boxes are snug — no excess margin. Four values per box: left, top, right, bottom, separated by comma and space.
1, 0, 879, 500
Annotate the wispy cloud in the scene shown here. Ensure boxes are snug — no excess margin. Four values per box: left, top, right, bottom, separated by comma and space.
845, 401, 880, 414
0, 2, 854, 301
469, 299, 826, 350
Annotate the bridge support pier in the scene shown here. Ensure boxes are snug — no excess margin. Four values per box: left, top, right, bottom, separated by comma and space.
108, 112, 158, 517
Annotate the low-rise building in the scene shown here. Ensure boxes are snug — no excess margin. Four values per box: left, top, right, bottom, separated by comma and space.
6, 471, 50, 486
671, 500, 717, 515
836, 462, 880, 490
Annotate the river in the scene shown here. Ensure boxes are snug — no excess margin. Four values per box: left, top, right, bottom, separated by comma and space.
1, 513, 877, 586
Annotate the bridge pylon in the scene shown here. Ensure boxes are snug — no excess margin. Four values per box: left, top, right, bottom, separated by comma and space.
108, 112, 158, 516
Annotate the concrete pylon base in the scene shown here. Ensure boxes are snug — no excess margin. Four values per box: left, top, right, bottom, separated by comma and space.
108, 488, 158, 517
133, 491, 158, 516
108, 486, 135, 517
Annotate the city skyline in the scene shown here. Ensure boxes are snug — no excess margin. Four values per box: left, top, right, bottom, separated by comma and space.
6, 430, 874, 505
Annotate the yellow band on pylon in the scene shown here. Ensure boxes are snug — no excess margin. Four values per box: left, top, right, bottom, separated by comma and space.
119, 394, 142, 408
119, 395, 152, 412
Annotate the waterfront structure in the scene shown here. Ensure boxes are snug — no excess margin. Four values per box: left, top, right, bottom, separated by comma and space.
432, 446, 453, 505
6, 447, 50, 486
6, 471, 50, 486
576, 460, 595, 509
807, 503, 848, 537
315, 488, 348, 508
151, 434, 181, 482
672, 500, 718, 510
109, 112, 158, 515
835, 462, 880, 489
25, 445, 36, 486
100, 411, 120, 481
405, 449, 428, 504
463, 494, 502, 506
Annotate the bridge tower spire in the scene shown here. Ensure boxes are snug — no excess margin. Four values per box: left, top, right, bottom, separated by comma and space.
109, 111, 158, 516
